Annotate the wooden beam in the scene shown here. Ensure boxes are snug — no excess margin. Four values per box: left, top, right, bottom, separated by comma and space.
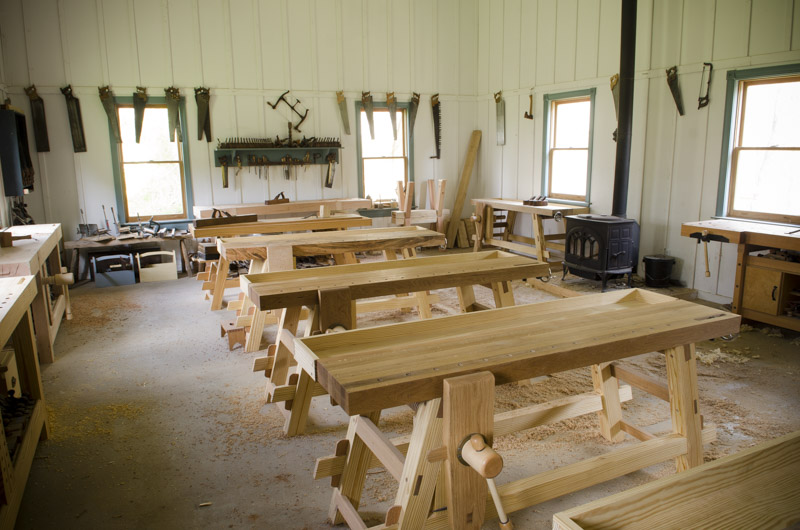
354, 416, 406, 482
445, 131, 481, 248
611, 363, 670, 402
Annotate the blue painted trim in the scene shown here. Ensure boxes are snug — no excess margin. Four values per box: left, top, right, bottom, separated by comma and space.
354, 100, 414, 206
108, 95, 194, 230
716, 63, 800, 217
541, 88, 596, 207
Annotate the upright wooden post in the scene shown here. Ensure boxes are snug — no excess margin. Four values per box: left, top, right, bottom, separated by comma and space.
592, 362, 625, 442
443, 371, 494, 529
665, 343, 704, 471
446, 130, 481, 248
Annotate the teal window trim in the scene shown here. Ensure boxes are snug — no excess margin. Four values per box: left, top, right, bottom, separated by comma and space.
716, 63, 800, 218
354, 100, 414, 206
108, 96, 194, 229
541, 88, 596, 207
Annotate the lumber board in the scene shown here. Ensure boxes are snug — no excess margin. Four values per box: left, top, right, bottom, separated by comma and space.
554, 430, 800, 530
611, 363, 670, 401
392, 209, 450, 225
297, 289, 740, 416
192, 198, 372, 219
354, 416, 405, 481
189, 214, 371, 238
245, 251, 548, 311
445, 131, 481, 248
470, 199, 589, 217
218, 226, 444, 261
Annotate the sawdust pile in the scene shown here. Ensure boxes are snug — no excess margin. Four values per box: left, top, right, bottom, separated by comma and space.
47, 402, 144, 442
696, 347, 751, 365
68, 293, 143, 328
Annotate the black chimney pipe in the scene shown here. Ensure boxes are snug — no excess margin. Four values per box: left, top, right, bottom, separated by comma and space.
611, 0, 637, 218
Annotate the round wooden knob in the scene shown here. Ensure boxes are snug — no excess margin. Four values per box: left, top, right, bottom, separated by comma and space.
460, 434, 503, 478
471, 214, 482, 223
44, 272, 74, 286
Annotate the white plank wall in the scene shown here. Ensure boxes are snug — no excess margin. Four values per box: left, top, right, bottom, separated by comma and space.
1, 0, 799, 303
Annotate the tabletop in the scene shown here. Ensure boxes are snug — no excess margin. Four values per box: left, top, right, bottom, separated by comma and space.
0, 224, 62, 274
192, 198, 373, 219
188, 213, 371, 238
471, 198, 590, 216
0, 276, 37, 346
681, 219, 800, 250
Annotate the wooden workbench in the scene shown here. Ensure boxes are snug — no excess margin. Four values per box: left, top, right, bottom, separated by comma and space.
244, 251, 551, 436
198, 214, 374, 308
192, 198, 372, 219
297, 289, 740, 529
681, 219, 800, 331
471, 198, 589, 263
0, 224, 70, 363
0, 276, 49, 529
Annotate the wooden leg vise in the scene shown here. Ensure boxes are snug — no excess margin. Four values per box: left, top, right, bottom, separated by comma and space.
43, 268, 75, 320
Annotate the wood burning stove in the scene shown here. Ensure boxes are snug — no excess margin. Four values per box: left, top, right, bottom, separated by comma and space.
563, 214, 639, 291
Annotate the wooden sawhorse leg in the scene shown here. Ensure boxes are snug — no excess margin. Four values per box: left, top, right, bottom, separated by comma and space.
665, 343, 703, 471
210, 256, 229, 311
244, 247, 295, 352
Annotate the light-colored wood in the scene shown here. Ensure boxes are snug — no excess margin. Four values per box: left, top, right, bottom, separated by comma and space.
619, 421, 656, 442
354, 416, 405, 481
319, 287, 357, 331
490, 280, 515, 308
528, 279, 581, 298
446, 131, 482, 248
611, 363, 670, 402
331, 489, 369, 530
461, 434, 503, 478
553, 430, 800, 530
137, 250, 178, 282
591, 363, 625, 443
192, 198, 372, 219
189, 213, 372, 238
356, 294, 440, 314
298, 290, 740, 416
210, 256, 230, 311
741, 266, 782, 315
680, 219, 800, 251
665, 344, 704, 471
443, 371, 494, 529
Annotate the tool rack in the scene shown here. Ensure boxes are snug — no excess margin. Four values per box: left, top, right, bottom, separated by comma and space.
212, 147, 339, 167
243, 250, 551, 436
296, 289, 740, 529
0, 276, 49, 529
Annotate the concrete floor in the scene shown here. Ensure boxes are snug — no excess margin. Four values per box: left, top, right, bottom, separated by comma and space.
14, 267, 800, 529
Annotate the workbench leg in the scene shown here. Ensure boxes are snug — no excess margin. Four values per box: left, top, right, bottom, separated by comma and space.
12, 309, 49, 438
245, 309, 269, 352
484, 206, 495, 243
731, 244, 747, 314
444, 372, 494, 529
333, 252, 358, 265
284, 370, 315, 436
268, 306, 303, 389
531, 213, 547, 262
394, 398, 443, 527
457, 285, 478, 313
491, 280, 516, 308
591, 362, 625, 443
179, 239, 191, 275
665, 343, 704, 471
318, 288, 357, 331
210, 256, 230, 311
503, 211, 517, 241
473, 205, 484, 252
329, 410, 382, 525
29, 281, 54, 365
415, 290, 433, 319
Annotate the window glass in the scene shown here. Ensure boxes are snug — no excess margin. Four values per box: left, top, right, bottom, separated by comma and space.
546, 95, 592, 201
359, 108, 408, 202
554, 100, 590, 148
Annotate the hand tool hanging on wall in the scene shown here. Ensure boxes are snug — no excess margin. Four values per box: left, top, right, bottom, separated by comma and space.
60, 85, 86, 153
431, 94, 441, 159
666, 66, 685, 116
524, 94, 533, 120
219, 155, 229, 188
195, 87, 212, 141
698, 62, 713, 109
494, 91, 505, 146
133, 87, 147, 143
361, 91, 375, 140
110, 206, 120, 234
387, 92, 398, 140
610, 74, 620, 141
102, 205, 110, 231
408, 92, 420, 138
336, 91, 350, 135
164, 87, 183, 142
324, 153, 336, 188
24, 85, 49, 152
268, 90, 309, 133
282, 155, 292, 180
99, 86, 122, 143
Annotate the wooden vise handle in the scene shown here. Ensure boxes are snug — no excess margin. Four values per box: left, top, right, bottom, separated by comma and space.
0, 232, 32, 247
44, 272, 75, 286
460, 434, 514, 530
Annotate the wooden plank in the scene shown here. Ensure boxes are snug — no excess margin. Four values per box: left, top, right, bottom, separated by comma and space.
354, 416, 405, 481
445, 131, 482, 249
190, 214, 371, 238
554, 431, 800, 530
665, 344, 703, 471
443, 372, 494, 529
318, 287, 356, 331
611, 363, 670, 402
592, 363, 625, 443
192, 198, 372, 218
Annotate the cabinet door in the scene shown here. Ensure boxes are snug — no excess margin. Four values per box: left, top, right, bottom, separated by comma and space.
742, 267, 782, 315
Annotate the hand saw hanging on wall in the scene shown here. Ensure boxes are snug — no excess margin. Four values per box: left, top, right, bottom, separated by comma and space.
336, 91, 351, 135
387, 92, 398, 140
362, 91, 375, 140
408, 92, 420, 138
430, 94, 441, 159
666, 66, 685, 116
494, 91, 505, 146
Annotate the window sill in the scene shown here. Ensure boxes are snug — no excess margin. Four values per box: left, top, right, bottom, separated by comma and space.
122, 219, 192, 230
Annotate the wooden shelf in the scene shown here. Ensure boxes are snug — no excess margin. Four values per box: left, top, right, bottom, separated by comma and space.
213, 147, 339, 167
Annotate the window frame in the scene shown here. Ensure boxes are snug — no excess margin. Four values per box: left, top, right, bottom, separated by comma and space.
717, 63, 800, 225
541, 88, 596, 206
354, 101, 414, 205
108, 96, 194, 227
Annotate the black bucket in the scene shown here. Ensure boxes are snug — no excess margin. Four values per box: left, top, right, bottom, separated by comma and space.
643, 255, 675, 287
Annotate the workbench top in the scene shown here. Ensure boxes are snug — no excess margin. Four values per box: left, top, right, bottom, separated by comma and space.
0, 224, 62, 275
471, 198, 590, 216
243, 250, 549, 310
681, 219, 800, 250
295, 289, 740, 416
217, 226, 445, 261
192, 198, 373, 219
0, 275, 37, 346
188, 213, 371, 238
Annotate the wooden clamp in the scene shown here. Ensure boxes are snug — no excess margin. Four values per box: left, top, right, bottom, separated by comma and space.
0, 232, 32, 248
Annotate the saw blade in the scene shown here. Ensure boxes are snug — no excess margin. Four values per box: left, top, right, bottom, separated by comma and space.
387, 92, 398, 140
336, 91, 351, 135
610, 74, 620, 121
494, 91, 505, 146
408, 93, 420, 138
362, 91, 375, 139
430, 94, 441, 159
666, 66, 685, 116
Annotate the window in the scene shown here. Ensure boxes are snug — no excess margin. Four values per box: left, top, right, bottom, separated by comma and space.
356, 105, 411, 203
542, 89, 595, 204
719, 66, 800, 225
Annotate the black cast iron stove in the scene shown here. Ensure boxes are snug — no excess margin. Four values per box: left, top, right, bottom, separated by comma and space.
563, 214, 639, 291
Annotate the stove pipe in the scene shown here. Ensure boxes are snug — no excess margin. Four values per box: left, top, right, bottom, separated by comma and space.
611, 0, 637, 218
